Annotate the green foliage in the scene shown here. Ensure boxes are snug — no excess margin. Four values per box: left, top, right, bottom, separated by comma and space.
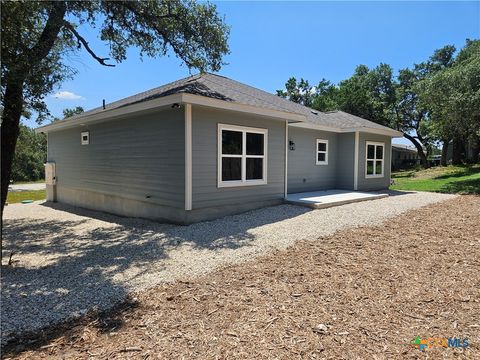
63, 106, 84, 119
1, 0, 230, 123
276, 77, 338, 111
311, 79, 339, 112
337, 63, 397, 127
276, 77, 315, 107
11, 125, 47, 182
52, 106, 85, 121
419, 39, 480, 143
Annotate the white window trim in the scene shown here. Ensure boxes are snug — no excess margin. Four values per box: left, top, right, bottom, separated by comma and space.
217, 123, 268, 188
365, 141, 385, 178
316, 139, 328, 165
81, 131, 89, 145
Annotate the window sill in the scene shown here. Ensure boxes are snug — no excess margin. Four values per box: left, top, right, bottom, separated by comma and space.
316, 162, 328, 166
218, 180, 267, 188
365, 174, 384, 179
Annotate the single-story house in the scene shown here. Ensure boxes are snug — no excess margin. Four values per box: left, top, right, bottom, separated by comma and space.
37, 73, 402, 224
391, 143, 419, 170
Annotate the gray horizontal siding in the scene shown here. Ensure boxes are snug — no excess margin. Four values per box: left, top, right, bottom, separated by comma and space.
336, 133, 355, 190
48, 108, 185, 209
287, 127, 338, 193
192, 107, 285, 209
357, 132, 391, 191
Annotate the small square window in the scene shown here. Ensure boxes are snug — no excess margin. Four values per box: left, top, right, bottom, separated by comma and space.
316, 139, 328, 165
81, 131, 89, 145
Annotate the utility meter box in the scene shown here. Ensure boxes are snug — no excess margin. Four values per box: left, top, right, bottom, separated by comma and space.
45, 162, 56, 185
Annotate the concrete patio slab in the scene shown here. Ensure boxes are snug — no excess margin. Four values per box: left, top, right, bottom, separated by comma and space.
285, 189, 389, 209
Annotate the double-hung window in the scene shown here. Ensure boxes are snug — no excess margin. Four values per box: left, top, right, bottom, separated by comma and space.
316, 139, 328, 165
366, 141, 384, 178
218, 124, 267, 187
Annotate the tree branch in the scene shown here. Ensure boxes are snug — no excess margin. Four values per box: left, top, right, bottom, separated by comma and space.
63, 21, 115, 67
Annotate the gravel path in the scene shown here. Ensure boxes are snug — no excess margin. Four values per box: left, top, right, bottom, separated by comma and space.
8, 183, 46, 191
1, 191, 454, 344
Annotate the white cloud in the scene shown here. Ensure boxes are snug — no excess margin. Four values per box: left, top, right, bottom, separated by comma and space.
53, 91, 85, 100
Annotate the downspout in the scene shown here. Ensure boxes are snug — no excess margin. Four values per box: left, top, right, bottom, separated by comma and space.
354, 131, 359, 191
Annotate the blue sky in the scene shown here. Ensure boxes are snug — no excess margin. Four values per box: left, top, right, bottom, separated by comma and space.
33, 1, 479, 144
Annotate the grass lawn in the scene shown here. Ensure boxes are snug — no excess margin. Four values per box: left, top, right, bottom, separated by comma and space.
7, 190, 46, 204
391, 164, 480, 194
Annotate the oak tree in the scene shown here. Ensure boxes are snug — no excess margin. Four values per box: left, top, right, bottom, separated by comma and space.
1, 0, 230, 214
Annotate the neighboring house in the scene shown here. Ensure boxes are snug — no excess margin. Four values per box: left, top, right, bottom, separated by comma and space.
37, 73, 402, 224
391, 143, 419, 170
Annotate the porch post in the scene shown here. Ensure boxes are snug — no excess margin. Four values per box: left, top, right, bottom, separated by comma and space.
284, 120, 288, 199
354, 131, 359, 191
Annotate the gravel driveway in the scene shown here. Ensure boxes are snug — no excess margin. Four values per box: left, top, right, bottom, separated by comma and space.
1, 191, 454, 345
8, 183, 46, 191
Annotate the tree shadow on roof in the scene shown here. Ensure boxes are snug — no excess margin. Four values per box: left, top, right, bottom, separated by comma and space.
123, 80, 234, 108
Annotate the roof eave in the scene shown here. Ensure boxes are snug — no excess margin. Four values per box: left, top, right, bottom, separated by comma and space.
36, 93, 184, 133
344, 127, 404, 137
36, 93, 306, 133
181, 93, 306, 122
288, 122, 404, 137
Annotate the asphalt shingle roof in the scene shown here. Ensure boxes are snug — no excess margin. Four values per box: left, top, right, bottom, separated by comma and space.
69, 73, 395, 132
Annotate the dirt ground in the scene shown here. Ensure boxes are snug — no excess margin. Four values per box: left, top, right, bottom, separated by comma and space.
4, 196, 479, 359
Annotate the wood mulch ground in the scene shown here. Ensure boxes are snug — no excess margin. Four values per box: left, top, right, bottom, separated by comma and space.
4, 196, 479, 359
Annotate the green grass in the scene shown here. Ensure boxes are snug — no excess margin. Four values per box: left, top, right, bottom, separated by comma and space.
390, 165, 480, 194
7, 190, 46, 204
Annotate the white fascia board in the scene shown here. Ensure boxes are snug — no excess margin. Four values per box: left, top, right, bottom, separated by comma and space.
342, 127, 404, 137
288, 121, 342, 133
181, 94, 306, 123
289, 122, 403, 137
35, 93, 184, 133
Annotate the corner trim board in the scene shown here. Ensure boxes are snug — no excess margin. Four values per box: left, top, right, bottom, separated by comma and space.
354, 131, 359, 190
185, 104, 192, 210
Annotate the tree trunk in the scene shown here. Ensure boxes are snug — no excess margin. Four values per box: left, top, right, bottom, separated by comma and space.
403, 133, 429, 168
471, 136, 480, 163
1, 77, 25, 217
1, 1, 66, 217
441, 139, 449, 166
452, 137, 464, 165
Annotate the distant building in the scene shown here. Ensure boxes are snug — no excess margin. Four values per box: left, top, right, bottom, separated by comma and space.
391, 143, 419, 170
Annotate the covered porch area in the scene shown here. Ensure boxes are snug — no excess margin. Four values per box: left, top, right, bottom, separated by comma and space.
284, 189, 388, 209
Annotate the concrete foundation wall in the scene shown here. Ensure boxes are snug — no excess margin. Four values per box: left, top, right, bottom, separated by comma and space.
53, 185, 282, 224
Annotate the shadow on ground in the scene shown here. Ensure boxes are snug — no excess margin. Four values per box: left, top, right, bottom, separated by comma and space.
439, 177, 480, 194
1, 201, 311, 352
